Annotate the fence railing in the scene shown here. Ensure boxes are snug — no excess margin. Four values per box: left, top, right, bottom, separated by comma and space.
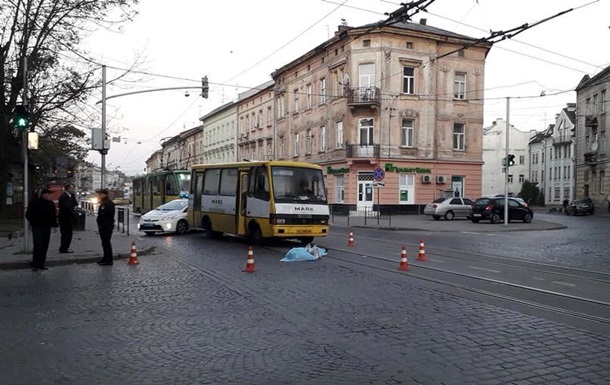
330, 205, 392, 227
116, 207, 130, 235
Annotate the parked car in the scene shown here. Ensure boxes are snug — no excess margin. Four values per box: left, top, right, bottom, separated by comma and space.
137, 199, 189, 235
470, 197, 533, 224
564, 199, 594, 216
424, 197, 474, 220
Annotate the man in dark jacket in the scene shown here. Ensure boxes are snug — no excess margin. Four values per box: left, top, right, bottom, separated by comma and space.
58, 184, 78, 253
96, 188, 115, 266
25, 188, 58, 271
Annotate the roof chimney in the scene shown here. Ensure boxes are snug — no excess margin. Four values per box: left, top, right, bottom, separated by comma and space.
419, 18, 427, 25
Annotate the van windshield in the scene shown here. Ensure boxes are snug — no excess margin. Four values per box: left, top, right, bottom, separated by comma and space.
271, 167, 328, 203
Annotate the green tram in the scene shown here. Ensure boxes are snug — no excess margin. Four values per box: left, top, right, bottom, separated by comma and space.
132, 170, 191, 214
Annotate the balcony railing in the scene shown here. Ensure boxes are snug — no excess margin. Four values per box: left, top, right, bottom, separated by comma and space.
347, 86, 381, 106
584, 151, 598, 165
346, 144, 380, 158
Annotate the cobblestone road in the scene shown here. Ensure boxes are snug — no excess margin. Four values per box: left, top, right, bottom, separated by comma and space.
1, 235, 609, 385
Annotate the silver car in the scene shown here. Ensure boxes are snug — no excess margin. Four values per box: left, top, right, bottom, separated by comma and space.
424, 197, 474, 220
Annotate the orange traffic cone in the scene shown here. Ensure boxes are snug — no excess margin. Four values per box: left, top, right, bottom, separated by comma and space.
348, 229, 355, 247
243, 246, 256, 273
417, 239, 427, 261
127, 241, 139, 265
398, 245, 410, 271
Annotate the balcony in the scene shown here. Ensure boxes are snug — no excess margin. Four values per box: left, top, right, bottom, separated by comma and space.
347, 86, 381, 109
346, 144, 380, 158
584, 115, 599, 128
583, 151, 598, 165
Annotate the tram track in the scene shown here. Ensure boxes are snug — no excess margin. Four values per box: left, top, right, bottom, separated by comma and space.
322, 244, 610, 326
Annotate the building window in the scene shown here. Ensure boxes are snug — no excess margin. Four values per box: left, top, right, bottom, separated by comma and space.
554, 188, 560, 200
519, 174, 525, 183
362, 39, 371, 47
600, 131, 606, 154
519, 155, 525, 164
335, 175, 344, 203
453, 123, 465, 150
402, 66, 415, 94
508, 174, 513, 183
336, 121, 343, 149
359, 118, 374, 145
276, 95, 285, 119
278, 138, 284, 159
306, 129, 312, 155
293, 133, 299, 157
454, 73, 466, 100
602, 90, 607, 114
405, 41, 413, 49
306, 84, 312, 109
593, 94, 598, 114
319, 126, 326, 152
293, 89, 299, 113
601, 170, 606, 194
401, 118, 414, 147
399, 174, 414, 203
320, 78, 327, 104
266, 106, 272, 125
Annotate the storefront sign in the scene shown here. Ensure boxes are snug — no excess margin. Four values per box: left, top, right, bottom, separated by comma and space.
327, 166, 350, 175
384, 163, 431, 174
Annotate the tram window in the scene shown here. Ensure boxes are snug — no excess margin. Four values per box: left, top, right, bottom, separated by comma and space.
166, 175, 178, 195
151, 176, 160, 196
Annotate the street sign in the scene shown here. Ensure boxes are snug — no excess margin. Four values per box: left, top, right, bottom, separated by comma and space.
373, 167, 385, 181
373, 181, 385, 187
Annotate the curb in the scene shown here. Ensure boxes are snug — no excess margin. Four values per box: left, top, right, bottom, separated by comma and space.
0, 246, 157, 271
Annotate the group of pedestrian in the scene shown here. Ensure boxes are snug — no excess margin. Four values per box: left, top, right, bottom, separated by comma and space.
25, 185, 115, 271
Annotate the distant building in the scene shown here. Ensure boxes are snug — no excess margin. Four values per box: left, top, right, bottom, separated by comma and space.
575, 65, 609, 206
202, 101, 238, 164
482, 118, 536, 197
529, 103, 576, 205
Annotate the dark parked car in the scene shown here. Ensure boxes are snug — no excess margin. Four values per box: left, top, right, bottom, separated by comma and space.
564, 199, 594, 216
470, 197, 534, 224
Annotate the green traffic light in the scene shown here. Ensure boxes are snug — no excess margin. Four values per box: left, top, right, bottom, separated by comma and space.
16, 117, 28, 128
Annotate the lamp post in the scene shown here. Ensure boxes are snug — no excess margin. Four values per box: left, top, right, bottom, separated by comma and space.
504, 97, 510, 226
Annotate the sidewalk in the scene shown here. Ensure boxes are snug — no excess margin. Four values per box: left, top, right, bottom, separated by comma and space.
330, 210, 569, 232
0, 214, 152, 270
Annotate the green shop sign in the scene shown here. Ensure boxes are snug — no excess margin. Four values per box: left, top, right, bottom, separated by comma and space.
384, 163, 431, 174
327, 166, 350, 175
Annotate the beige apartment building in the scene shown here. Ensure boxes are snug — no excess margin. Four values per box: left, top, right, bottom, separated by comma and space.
254, 19, 492, 211
202, 101, 238, 164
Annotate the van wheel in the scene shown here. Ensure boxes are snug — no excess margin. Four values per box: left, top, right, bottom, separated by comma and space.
248, 223, 263, 245
175, 219, 189, 235
299, 236, 314, 245
491, 213, 502, 224
202, 217, 222, 239
444, 211, 455, 221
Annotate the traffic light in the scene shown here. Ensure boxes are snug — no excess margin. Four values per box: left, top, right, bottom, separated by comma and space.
508, 154, 515, 167
201, 76, 209, 99
12, 104, 30, 130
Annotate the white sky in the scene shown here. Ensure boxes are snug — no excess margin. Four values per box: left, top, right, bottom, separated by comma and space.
82, 0, 610, 175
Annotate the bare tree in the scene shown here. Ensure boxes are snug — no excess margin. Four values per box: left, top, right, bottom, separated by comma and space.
0, 0, 139, 215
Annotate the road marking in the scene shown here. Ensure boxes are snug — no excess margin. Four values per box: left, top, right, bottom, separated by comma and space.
554, 281, 576, 287
468, 266, 501, 273
534, 277, 545, 281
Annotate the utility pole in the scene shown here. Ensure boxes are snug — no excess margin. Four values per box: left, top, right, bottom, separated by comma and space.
504, 97, 510, 226
22, 57, 29, 251
101, 65, 107, 188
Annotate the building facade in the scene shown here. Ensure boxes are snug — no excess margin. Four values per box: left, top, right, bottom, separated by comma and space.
237, 81, 275, 162
575, 66, 609, 207
266, 19, 491, 211
202, 101, 238, 164
482, 118, 535, 197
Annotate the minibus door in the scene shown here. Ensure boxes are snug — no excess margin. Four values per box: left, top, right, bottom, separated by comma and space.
237, 171, 249, 237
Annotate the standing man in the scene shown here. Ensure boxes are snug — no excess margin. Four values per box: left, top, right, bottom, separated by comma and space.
58, 184, 78, 253
96, 188, 115, 266
25, 188, 58, 271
